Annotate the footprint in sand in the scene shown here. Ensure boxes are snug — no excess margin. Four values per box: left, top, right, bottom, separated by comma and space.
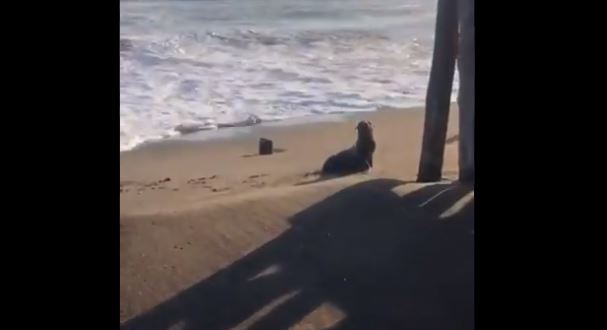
303, 170, 322, 178
122, 177, 172, 194
242, 174, 268, 188
187, 175, 218, 185
295, 170, 325, 186
120, 181, 137, 194
144, 177, 171, 189
186, 175, 230, 192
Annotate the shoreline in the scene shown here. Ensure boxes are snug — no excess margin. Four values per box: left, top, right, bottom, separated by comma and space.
120, 105, 423, 154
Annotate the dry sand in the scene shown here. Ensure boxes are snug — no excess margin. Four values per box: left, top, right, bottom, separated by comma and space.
120, 106, 474, 329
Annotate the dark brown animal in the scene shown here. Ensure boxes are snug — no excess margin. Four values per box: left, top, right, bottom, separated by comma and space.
321, 120, 376, 175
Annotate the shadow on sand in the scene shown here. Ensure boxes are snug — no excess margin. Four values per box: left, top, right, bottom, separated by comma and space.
445, 135, 459, 145
122, 179, 474, 330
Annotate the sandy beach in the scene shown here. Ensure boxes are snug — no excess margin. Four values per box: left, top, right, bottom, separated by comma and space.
120, 105, 474, 329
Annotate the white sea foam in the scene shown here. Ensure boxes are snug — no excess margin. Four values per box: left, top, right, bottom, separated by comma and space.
120, 0, 458, 151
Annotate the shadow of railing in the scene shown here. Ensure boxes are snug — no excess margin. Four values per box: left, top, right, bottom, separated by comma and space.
122, 179, 474, 330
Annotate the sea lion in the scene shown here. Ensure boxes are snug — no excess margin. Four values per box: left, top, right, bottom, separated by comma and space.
321, 120, 376, 175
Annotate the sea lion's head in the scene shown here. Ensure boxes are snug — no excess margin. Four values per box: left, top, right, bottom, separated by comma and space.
356, 120, 374, 138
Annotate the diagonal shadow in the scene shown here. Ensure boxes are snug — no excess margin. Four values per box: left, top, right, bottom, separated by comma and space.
122, 179, 474, 330
446, 134, 459, 145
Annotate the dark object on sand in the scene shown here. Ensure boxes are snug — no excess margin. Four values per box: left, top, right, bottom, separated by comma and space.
259, 138, 273, 155
321, 121, 376, 175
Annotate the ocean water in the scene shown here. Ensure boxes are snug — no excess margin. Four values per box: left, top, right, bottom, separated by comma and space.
120, 0, 456, 151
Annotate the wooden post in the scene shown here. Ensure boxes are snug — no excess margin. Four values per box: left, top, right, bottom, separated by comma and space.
457, 0, 474, 183
417, 0, 459, 182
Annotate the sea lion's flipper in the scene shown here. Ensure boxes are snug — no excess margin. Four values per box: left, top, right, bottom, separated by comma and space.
321, 155, 337, 174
